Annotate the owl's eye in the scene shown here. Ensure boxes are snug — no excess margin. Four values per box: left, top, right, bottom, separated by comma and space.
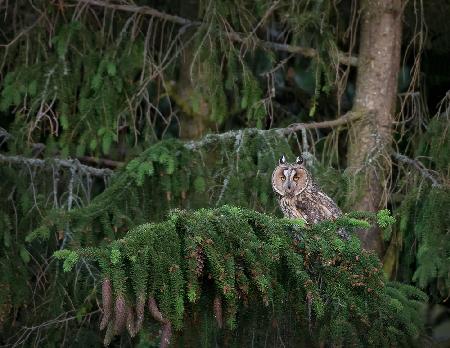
293, 176, 299, 182
280, 176, 286, 181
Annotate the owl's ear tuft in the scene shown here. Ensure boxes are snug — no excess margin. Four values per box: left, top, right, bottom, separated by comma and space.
279, 155, 286, 165
296, 156, 304, 165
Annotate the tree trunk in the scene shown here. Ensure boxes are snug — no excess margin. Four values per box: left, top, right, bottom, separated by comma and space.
173, 0, 212, 140
347, 0, 403, 256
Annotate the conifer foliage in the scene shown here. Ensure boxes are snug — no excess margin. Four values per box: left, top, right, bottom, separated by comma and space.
395, 115, 450, 300
55, 205, 426, 347
26, 130, 294, 243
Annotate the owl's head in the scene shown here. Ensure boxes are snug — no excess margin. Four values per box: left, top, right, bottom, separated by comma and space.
271, 155, 310, 197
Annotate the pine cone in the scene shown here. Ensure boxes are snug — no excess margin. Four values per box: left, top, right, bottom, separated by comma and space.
148, 296, 164, 323
160, 322, 172, 348
126, 306, 137, 337
103, 321, 115, 346
213, 296, 223, 328
135, 293, 146, 333
100, 278, 112, 331
114, 295, 126, 334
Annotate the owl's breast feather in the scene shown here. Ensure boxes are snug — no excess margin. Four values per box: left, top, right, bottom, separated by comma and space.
278, 196, 306, 219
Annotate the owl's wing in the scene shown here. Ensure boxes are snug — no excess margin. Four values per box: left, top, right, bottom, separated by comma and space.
314, 191, 342, 217
296, 182, 342, 224
312, 181, 342, 214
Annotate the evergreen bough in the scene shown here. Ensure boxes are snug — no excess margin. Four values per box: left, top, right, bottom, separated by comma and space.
55, 206, 426, 347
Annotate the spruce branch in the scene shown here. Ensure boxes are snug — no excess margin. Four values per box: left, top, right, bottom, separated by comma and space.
185, 111, 361, 150
0, 111, 361, 177
278, 111, 362, 134
76, 0, 357, 66
55, 206, 425, 346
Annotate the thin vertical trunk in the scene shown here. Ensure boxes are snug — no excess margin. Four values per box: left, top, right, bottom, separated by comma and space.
347, 0, 403, 255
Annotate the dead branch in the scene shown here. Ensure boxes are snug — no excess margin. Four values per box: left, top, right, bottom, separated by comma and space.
8, 309, 101, 347
393, 152, 442, 187
78, 156, 124, 169
77, 0, 357, 66
0, 13, 45, 48
78, 0, 198, 26
278, 111, 362, 134
185, 111, 361, 150
0, 111, 361, 172
0, 153, 114, 177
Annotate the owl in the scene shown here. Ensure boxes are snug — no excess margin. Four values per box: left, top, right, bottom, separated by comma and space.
271, 155, 348, 239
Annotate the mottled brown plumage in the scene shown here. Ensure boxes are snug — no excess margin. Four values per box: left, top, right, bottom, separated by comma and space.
271, 155, 347, 238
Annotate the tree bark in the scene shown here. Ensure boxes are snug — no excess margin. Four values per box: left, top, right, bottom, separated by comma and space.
174, 0, 212, 140
347, 0, 403, 256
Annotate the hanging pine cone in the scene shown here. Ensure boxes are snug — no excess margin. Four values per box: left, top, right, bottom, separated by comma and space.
135, 293, 146, 333
100, 278, 112, 331
160, 322, 172, 348
103, 321, 115, 346
114, 295, 127, 334
126, 306, 137, 337
213, 296, 223, 328
148, 296, 164, 322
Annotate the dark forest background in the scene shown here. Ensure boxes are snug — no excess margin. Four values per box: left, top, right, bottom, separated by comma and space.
0, 0, 449, 347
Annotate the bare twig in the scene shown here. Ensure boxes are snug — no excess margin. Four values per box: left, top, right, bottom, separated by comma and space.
9, 309, 100, 347
0, 126, 10, 147
184, 111, 361, 150
393, 152, 442, 187
77, 0, 357, 66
